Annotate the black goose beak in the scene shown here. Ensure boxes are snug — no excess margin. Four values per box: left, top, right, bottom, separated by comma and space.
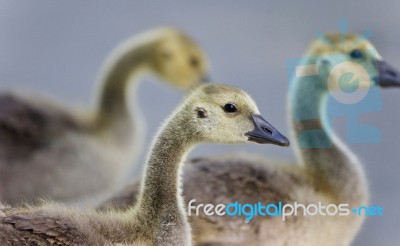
200, 74, 211, 83
376, 60, 400, 87
245, 114, 290, 147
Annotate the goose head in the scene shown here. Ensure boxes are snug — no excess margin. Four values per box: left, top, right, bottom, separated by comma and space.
147, 27, 210, 90
305, 32, 400, 92
183, 84, 290, 146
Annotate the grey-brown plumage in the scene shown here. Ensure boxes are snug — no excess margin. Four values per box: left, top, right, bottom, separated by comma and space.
100, 33, 400, 246
100, 155, 314, 246
0, 27, 209, 206
0, 94, 83, 158
0, 84, 289, 246
0, 214, 97, 245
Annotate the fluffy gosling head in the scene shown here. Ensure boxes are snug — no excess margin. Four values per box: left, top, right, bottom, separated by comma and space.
145, 27, 209, 90
182, 84, 289, 146
305, 32, 400, 91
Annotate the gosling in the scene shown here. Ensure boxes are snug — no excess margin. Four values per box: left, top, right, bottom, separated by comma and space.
0, 27, 209, 206
0, 83, 289, 246
100, 33, 400, 246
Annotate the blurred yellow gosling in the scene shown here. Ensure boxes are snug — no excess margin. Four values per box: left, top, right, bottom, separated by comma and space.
0, 27, 209, 206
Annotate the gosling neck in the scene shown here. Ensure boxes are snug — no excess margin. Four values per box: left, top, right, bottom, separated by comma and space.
134, 107, 196, 224
289, 60, 368, 205
95, 42, 152, 133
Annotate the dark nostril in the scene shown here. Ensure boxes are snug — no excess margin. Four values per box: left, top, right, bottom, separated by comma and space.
387, 69, 397, 77
201, 74, 211, 83
262, 127, 272, 135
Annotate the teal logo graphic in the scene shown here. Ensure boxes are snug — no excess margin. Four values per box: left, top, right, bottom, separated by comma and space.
339, 72, 359, 93
287, 21, 382, 148
352, 205, 384, 216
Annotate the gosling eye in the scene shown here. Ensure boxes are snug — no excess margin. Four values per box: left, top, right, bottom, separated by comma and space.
349, 49, 363, 59
189, 56, 199, 67
223, 103, 237, 113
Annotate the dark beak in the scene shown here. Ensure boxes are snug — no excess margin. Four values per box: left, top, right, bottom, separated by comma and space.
200, 74, 211, 83
376, 60, 400, 87
245, 114, 290, 147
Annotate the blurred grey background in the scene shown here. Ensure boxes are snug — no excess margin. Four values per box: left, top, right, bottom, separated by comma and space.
0, 1, 399, 245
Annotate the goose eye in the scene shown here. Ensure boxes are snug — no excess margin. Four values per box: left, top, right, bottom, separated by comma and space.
223, 103, 237, 113
350, 49, 363, 59
189, 57, 199, 67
